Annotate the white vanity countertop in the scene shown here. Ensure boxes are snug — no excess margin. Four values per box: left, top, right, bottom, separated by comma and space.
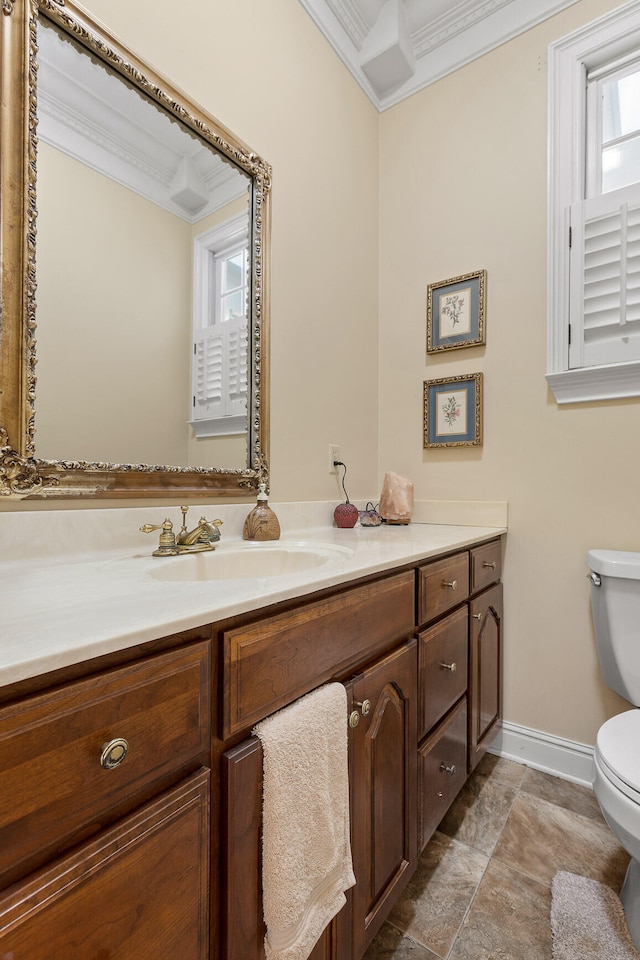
0, 500, 507, 688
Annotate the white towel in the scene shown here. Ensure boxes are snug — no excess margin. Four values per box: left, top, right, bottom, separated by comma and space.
253, 682, 356, 960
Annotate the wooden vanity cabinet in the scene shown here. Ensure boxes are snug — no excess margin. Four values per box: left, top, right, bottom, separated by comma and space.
220, 574, 417, 960
0, 535, 503, 960
0, 640, 212, 959
220, 541, 502, 960
416, 539, 503, 851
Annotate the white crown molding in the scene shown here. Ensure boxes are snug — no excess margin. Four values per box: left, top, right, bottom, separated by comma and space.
298, 0, 581, 110
325, 0, 372, 48
412, 0, 512, 58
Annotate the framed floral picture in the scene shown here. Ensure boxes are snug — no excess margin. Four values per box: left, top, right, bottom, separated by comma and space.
423, 373, 483, 448
426, 269, 486, 354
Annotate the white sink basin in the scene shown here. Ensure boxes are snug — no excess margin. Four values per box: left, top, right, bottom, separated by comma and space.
147, 540, 354, 583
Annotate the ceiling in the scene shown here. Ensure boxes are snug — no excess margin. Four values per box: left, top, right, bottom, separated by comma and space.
37, 22, 248, 223
297, 0, 580, 109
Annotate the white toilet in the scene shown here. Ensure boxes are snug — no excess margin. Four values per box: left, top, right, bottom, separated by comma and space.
588, 548, 640, 949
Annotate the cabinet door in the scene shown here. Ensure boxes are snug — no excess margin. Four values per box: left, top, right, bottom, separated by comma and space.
347, 639, 417, 959
221, 737, 342, 960
468, 583, 503, 772
0, 770, 210, 960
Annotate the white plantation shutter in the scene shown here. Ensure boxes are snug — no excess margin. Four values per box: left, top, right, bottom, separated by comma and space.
192, 316, 247, 435
194, 328, 224, 417
226, 320, 248, 412
569, 183, 640, 368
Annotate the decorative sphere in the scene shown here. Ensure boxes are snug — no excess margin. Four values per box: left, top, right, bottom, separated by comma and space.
334, 502, 359, 528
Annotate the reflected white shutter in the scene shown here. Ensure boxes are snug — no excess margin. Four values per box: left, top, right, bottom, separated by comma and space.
569, 182, 640, 368
193, 328, 224, 419
192, 316, 247, 429
226, 317, 248, 415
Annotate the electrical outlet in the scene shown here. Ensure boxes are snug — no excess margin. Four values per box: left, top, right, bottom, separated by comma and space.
329, 444, 340, 473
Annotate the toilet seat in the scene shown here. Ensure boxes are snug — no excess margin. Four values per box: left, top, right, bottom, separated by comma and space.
596, 710, 640, 804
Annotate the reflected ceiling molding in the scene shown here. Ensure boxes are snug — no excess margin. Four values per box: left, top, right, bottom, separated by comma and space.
37, 23, 247, 221
298, 0, 581, 109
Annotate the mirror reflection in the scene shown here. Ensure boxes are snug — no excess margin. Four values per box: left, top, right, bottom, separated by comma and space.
35, 20, 251, 469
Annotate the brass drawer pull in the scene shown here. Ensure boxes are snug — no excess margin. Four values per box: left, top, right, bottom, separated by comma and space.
100, 738, 129, 770
349, 711, 360, 729
473, 612, 483, 621
440, 661, 457, 672
442, 579, 458, 590
440, 763, 456, 776
482, 560, 497, 569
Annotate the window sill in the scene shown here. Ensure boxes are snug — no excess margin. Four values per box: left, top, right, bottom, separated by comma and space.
546, 362, 640, 404
190, 415, 246, 438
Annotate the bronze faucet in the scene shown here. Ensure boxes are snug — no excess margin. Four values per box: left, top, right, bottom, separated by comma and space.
140, 506, 223, 557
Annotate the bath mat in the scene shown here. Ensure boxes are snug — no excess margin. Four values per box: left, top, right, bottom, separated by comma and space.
551, 871, 640, 960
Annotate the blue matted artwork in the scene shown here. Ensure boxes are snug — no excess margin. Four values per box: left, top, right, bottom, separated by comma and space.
427, 270, 486, 354
423, 373, 483, 448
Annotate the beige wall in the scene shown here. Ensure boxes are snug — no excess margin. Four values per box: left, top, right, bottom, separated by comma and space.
378, 0, 637, 747
36, 143, 191, 465
80, 0, 381, 500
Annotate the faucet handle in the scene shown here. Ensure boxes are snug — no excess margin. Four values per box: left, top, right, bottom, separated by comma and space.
198, 517, 223, 542
139, 518, 178, 556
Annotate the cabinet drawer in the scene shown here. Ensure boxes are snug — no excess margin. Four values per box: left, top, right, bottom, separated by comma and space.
417, 552, 469, 625
419, 606, 468, 739
0, 641, 210, 887
0, 770, 210, 960
470, 539, 502, 593
222, 572, 415, 739
418, 698, 467, 852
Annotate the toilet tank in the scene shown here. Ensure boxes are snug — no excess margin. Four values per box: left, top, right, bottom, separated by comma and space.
587, 550, 640, 705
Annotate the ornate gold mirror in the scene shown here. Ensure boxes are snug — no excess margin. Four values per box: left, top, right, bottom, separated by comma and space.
0, 0, 270, 499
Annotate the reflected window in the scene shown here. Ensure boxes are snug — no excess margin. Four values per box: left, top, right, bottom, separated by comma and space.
190, 213, 249, 437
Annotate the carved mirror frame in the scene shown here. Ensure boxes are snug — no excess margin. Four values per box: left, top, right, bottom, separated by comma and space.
0, 0, 270, 499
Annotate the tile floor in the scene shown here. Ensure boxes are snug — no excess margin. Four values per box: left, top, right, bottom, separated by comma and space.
363, 753, 630, 959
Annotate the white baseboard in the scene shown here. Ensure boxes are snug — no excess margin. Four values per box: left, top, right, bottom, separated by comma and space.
489, 720, 595, 789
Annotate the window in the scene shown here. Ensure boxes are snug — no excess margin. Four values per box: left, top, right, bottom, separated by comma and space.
190, 213, 249, 437
547, 1, 640, 403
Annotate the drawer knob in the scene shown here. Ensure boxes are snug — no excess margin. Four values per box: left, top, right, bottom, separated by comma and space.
440, 763, 457, 776
356, 699, 371, 716
440, 661, 457, 672
349, 711, 361, 729
100, 738, 129, 770
442, 579, 458, 591
482, 560, 496, 569
473, 612, 483, 621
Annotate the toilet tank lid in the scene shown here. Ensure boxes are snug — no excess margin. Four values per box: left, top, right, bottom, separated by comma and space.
587, 549, 640, 579
596, 711, 640, 797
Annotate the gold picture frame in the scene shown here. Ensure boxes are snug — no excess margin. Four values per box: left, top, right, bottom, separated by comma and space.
427, 269, 486, 354
423, 373, 483, 448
